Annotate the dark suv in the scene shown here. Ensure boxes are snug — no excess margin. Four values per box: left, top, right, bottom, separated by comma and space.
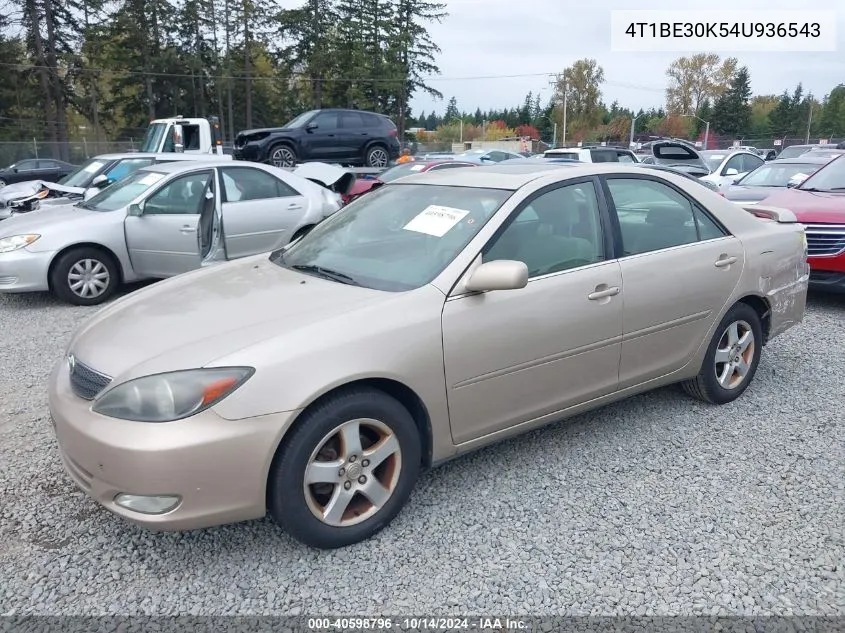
234, 109, 401, 168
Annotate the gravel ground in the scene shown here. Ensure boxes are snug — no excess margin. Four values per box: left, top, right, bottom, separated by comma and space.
0, 288, 843, 617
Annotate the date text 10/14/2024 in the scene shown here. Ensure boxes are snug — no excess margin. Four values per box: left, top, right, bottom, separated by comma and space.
307, 617, 528, 631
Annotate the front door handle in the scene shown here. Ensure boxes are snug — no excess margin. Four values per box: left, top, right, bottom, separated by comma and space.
588, 285, 620, 300
287, 203, 303, 210
714, 255, 738, 268
179, 225, 195, 234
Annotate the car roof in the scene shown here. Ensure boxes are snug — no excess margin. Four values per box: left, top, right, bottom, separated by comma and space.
395, 163, 664, 190
90, 152, 222, 161
136, 158, 239, 173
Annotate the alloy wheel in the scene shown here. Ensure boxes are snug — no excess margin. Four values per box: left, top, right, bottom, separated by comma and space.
271, 147, 296, 168
303, 417, 402, 527
714, 319, 755, 390
67, 259, 111, 299
368, 148, 389, 168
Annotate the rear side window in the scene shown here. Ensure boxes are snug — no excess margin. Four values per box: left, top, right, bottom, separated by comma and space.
340, 112, 365, 129
362, 113, 382, 127
606, 177, 726, 256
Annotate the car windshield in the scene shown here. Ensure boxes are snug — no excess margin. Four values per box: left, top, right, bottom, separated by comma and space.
282, 111, 317, 128
701, 154, 726, 171
275, 184, 512, 291
776, 146, 810, 159
140, 123, 169, 152
78, 170, 167, 211
797, 156, 845, 192
738, 162, 822, 187
378, 163, 430, 182
59, 159, 107, 187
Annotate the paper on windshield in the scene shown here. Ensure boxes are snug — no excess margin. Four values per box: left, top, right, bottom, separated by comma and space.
138, 173, 165, 186
409, 164, 426, 171
82, 161, 106, 173
403, 205, 469, 237
790, 173, 809, 182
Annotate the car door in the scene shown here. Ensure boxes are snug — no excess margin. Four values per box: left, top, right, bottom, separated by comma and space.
338, 111, 368, 161
304, 111, 342, 160
442, 179, 623, 444
218, 165, 308, 257
602, 175, 744, 389
36, 160, 62, 182
124, 170, 214, 278
9, 159, 40, 184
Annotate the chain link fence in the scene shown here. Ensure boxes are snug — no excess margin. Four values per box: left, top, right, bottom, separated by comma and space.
0, 140, 145, 166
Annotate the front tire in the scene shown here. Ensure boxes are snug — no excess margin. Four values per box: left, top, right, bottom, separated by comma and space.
365, 145, 389, 168
267, 388, 421, 549
50, 247, 119, 306
682, 302, 763, 404
269, 144, 297, 168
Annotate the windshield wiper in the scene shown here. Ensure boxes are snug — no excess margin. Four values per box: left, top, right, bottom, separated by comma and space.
76, 201, 95, 210
290, 264, 359, 285
798, 187, 826, 192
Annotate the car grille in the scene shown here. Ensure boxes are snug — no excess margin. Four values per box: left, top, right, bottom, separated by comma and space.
803, 224, 845, 257
68, 355, 112, 400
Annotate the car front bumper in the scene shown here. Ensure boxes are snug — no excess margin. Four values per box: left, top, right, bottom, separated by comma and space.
0, 247, 53, 292
48, 359, 300, 531
808, 253, 845, 294
232, 143, 265, 162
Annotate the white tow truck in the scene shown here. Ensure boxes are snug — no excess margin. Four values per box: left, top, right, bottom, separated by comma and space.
139, 115, 230, 156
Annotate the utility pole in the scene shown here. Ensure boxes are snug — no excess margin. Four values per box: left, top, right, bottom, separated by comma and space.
629, 115, 638, 148
806, 96, 814, 143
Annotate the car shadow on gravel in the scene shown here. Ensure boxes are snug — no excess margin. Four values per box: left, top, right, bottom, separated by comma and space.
0, 281, 156, 311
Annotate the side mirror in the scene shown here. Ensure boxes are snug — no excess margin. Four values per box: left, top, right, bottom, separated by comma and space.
786, 181, 798, 188
127, 203, 144, 216
480, 155, 492, 162
464, 260, 528, 293
306, 122, 318, 131
724, 168, 739, 176
12, 167, 18, 173
91, 174, 108, 187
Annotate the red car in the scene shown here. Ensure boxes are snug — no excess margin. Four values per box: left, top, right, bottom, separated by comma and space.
342, 159, 477, 204
760, 155, 845, 293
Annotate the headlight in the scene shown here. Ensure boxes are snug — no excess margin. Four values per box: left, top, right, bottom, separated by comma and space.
91, 367, 254, 422
0, 234, 40, 253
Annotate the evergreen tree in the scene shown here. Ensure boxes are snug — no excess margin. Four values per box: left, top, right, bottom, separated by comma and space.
710, 66, 752, 137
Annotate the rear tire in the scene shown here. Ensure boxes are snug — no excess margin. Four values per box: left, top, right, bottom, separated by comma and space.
267, 388, 421, 549
50, 247, 119, 306
681, 302, 762, 404
365, 145, 389, 168
269, 144, 297, 168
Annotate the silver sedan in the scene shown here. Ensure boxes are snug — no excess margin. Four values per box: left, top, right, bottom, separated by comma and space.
0, 160, 346, 305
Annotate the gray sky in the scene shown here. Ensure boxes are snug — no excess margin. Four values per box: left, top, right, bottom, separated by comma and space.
410, 0, 845, 117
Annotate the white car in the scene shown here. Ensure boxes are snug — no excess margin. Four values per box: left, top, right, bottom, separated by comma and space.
699, 150, 765, 189
544, 147, 639, 163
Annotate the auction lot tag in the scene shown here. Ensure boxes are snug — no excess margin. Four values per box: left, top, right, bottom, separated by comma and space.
403, 205, 469, 237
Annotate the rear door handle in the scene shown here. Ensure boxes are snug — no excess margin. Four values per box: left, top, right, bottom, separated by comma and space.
715, 255, 738, 268
287, 203, 303, 210
588, 285, 620, 300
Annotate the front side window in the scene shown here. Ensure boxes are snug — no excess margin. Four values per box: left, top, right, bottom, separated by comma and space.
483, 181, 605, 277
607, 177, 725, 256
276, 184, 512, 291
144, 171, 213, 215
702, 154, 726, 172
60, 159, 109, 187
723, 155, 745, 174
312, 112, 339, 130
16, 160, 38, 171
220, 167, 298, 202
742, 154, 764, 172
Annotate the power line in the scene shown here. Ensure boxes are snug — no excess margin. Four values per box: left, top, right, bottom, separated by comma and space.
0, 61, 667, 92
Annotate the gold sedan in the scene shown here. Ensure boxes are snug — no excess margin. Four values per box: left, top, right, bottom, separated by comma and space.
48, 163, 809, 548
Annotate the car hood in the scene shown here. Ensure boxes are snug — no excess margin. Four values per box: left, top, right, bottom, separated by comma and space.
0, 180, 84, 203
239, 127, 292, 137
724, 185, 784, 202
758, 188, 845, 223
292, 162, 355, 196
0, 203, 95, 237
67, 256, 389, 381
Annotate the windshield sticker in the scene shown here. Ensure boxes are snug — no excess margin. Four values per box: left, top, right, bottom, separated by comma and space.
409, 164, 426, 171
138, 173, 165, 186
403, 205, 470, 237
790, 173, 809, 182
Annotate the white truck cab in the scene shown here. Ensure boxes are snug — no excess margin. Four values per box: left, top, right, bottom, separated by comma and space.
140, 116, 226, 155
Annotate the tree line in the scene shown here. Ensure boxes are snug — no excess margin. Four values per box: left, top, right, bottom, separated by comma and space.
0, 0, 446, 159
422, 55, 845, 147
